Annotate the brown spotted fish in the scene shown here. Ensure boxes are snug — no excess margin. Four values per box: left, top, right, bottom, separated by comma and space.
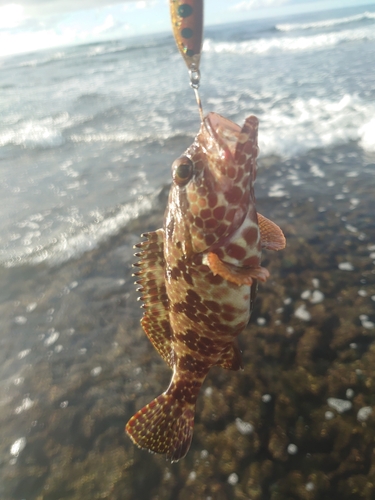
126, 112, 286, 461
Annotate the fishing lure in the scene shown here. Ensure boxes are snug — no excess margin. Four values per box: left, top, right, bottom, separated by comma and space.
170, 0, 203, 73
170, 0, 204, 119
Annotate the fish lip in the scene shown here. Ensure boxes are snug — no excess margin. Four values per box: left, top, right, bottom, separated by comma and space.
204, 112, 241, 159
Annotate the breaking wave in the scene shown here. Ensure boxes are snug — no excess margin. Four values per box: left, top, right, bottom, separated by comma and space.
203, 25, 375, 55
250, 93, 375, 157
276, 11, 375, 32
9, 36, 171, 70
0, 113, 84, 149
1, 195, 154, 268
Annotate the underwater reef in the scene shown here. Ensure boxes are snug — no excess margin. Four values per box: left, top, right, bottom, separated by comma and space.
1, 146, 375, 499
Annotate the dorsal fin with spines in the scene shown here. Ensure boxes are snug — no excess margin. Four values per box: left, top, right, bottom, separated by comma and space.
133, 229, 173, 367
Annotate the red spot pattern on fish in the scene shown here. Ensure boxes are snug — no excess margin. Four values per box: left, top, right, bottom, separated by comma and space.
126, 113, 286, 461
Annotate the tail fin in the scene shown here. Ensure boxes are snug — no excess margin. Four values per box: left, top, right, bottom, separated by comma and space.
126, 393, 195, 462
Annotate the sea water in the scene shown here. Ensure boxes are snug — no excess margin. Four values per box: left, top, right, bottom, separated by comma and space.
0, 3, 374, 268
0, 4, 375, 498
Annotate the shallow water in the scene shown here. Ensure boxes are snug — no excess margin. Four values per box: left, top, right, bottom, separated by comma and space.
1, 141, 375, 499
1, 4, 375, 269
1, 4, 375, 499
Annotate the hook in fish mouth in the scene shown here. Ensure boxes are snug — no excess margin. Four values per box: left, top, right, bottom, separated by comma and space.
203, 112, 241, 161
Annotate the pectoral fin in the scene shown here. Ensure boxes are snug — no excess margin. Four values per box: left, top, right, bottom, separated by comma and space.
205, 251, 269, 286
258, 213, 286, 251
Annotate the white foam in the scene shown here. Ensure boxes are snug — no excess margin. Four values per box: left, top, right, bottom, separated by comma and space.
0, 112, 80, 149
276, 11, 375, 32
2, 195, 153, 268
310, 163, 325, 178
359, 117, 375, 152
69, 124, 183, 146
203, 25, 375, 56
10, 437, 26, 457
0, 122, 63, 148
18, 51, 67, 67
15, 397, 34, 414
44, 331, 59, 346
48, 197, 152, 265
90, 366, 102, 377
254, 93, 375, 157
70, 131, 142, 144
17, 349, 30, 359
14, 316, 27, 325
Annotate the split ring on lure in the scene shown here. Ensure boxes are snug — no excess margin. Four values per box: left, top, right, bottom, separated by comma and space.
170, 0, 204, 121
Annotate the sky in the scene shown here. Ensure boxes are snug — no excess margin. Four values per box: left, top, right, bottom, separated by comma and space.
0, 0, 374, 57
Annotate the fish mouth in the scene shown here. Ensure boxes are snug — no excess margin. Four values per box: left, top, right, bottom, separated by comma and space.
203, 112, 241, 160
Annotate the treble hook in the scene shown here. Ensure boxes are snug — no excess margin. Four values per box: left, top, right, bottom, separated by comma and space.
169, 0, 204, 122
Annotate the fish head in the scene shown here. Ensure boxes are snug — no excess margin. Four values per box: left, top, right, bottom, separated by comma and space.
165, 112, 259, 256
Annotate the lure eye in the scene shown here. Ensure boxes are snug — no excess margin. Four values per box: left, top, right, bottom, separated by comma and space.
172, 156, 193, 186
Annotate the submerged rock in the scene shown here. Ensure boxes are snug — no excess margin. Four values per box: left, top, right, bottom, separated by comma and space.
1, 147, 375, 499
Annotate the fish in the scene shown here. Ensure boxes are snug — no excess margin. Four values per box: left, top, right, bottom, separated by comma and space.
125, 112, 286, 462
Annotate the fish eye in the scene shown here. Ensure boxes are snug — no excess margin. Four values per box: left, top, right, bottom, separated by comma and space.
172, 156, 193, 185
